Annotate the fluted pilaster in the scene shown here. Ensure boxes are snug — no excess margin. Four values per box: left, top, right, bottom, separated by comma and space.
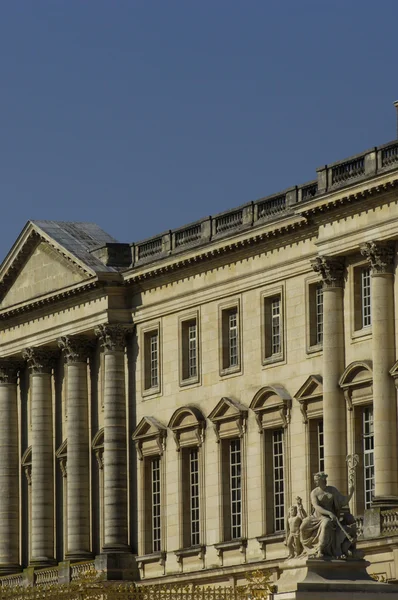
58, 336, 92, 559
95, 325, 129, 552
311, 256, 347, 491
0, 360, 21, 573
22, 347, 55, 566
361, 241, 398, 505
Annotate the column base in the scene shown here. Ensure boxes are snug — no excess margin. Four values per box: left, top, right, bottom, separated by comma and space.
29, 557, 57, 568
102, 543, 131, 554
371, 495, 398, 509
95, 552, 138, 581
0, 563, 22, 575
65, 550, 94, 562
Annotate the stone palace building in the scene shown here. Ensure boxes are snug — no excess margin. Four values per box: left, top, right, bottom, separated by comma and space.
1, 137, 398, 588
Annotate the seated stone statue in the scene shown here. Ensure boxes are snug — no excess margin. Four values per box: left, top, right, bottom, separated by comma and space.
285, 497, 307, 558
299, 472, 357, 558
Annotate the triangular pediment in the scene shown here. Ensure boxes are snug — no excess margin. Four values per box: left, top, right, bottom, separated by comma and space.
0, 221, 120, 312
294, 375, 323, 402
208, 397, 248, 423
0, 239, 88, 309
132, 416, 167, 441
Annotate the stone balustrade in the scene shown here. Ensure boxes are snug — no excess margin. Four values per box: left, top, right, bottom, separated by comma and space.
114, 139, 398, 269
0, 561, 96, 588
381, 508, 398, 536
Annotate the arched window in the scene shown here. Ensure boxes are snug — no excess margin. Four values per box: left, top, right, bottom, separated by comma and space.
339, 361, 373, 513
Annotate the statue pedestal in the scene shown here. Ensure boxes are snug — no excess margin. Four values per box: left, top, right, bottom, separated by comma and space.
274, 557, 398, 599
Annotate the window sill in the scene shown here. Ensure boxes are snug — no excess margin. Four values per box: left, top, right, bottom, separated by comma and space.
142, 386, 161, 399
179, 375, 200, 388
214, 538, 247, 556
257, 532, 285, 558
136, 551, 166, 567
174, 545, 205, 563
306, 343, 323, 356
220, 365, 242, 378
262, 354, 285, 367
351, 327, 372, 342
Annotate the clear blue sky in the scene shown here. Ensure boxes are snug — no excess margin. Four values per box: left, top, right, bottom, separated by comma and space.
0, 1, 397, 259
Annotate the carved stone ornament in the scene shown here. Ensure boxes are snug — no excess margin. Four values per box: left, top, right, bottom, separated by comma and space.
310, 256, 345, 288
360, 241, 395, 274
24, 465, 32, 486
22, 347, 53, 374
58, 336, 93, 363
94, 324, 127, 353
0, 359, 21, 384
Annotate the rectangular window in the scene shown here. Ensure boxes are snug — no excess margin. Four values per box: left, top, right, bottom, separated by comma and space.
221, 306, 240, 373
309, 419, 324, 489
230, 439, 242, 539
181, 319, 199, 382
221, 438, 243, 540
318, 420, 324, 472
308, 282, 323, 348
143, 329, 160, 391
363, 406, 374, 509
189, 449, 200, 546
151, 458, 161, 552
264, 293, 283, 361
361, 268, 371, 328
273, 430, 285, 532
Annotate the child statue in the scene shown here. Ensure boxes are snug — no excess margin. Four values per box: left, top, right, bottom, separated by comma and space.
285, 496, 307, 558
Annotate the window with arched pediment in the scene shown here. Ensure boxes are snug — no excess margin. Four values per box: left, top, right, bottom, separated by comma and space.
250, 386, 291, 536
294, 375, 324, 496
339, 360, 373, 513
133, 417, 167, 559
168, 407, 206, 557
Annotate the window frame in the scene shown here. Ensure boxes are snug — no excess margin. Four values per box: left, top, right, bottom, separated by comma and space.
219, 299, 242, 377
179, 311, 200, 387
141, 322, 161, 397
351, 260, 373, 339
306, 279, 324, 353
261, 286, 285, 366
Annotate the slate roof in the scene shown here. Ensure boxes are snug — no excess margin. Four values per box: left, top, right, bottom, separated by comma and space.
31, 220, 120, 273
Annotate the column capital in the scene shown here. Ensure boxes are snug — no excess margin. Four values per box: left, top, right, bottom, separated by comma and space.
310, 256, 345, 288
360, 241, 395, 274
22, 347, 54, 374
58, 336, 93, 364
94, 324, 128, 353
0, 359, 21, 384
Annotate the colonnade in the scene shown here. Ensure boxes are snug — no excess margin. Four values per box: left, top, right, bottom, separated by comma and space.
313, 240, 398, 505
0, 325, 130, 574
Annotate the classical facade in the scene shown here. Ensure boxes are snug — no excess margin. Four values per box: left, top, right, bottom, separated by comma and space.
1, 140, 398, 588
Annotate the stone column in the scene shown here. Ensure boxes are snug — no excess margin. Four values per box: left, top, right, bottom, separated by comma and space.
361, 241, 398, 505
312, 256, 347, 492
95, 325, 129, 552
22, 348, 55, 566
58, 336, 92, 559
0, 361, 21, 573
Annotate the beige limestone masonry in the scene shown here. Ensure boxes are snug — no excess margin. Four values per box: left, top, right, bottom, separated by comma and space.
0, 158, 398, 585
